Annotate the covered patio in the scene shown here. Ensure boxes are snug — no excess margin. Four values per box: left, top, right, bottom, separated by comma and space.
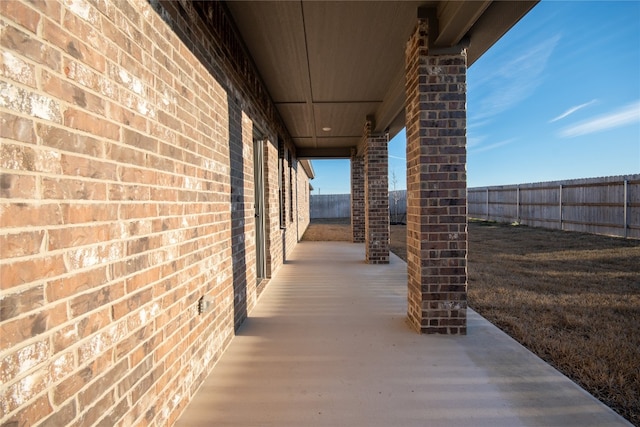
223, 0, 546, 334
176, 242, 631, 427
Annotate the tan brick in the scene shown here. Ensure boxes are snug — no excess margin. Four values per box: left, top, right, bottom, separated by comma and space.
40, 400, 76, 427
112, 288, 152, 320
119, 166, 156, 186
0, 23, 61, 71
52, 363, 89, 406
0, 229, 45, 259
108, 256, 148, 283
126, 267, 161, 294
1, 49, 37, 87
60, 153, 118, 180
0, 202, 63, 229
0, 282, 44, 322
146, 154, 172, 174
102, 16, 142, 63
29, 0, 62, 21
0, 81, 62, 123
0, 0, 315, 424
62, 1, 101, 33
61, 203, 118, 224
49, 350, 75, 384
0, 1, 41, 34
107, 101, 147, 130
109, 184, 151, 201
118, 51, 153, 88
64, 108, 120, 141
37, 124, 104, 158
0, 255, 66, 291
0, 111, 36, 144
42, 69, 106, 115
117, 353, 152, 398
76, 308, 112, 342
43, 169, 108, 202
48, 224, 108, 251
42, 17, 105, 72
77, 324, 123, 366
96, 397, 130, 427
0, 143, 36, 172
46, 267, 108, 301
119, 203, 158, 220
0, 394, 53, 427
78, 358, 127, 409
129, 331, 162, 367
73, 389, 115, 427
122, 128, 157, 152
0, 339, 50, 385
0, 302, 67, 349
128, 369, 159, 421
70, 281, 125, 317
86, 0, 116, 21
106, 143, 146, 167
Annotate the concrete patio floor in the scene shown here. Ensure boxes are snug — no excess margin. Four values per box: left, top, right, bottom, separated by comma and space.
176, 242, 631, 427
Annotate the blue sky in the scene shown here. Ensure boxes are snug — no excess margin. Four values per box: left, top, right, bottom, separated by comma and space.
310, 1, 640, 195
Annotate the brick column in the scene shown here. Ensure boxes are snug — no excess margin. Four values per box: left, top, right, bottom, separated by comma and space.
351, 152, 365, 243
405, 20, 468, 334
363, 121, 390, 264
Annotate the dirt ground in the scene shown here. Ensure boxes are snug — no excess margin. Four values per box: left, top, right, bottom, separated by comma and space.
302, 218, 640, 425
301, 218, 355, 241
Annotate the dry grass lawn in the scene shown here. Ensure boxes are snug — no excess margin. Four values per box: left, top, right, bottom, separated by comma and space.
303, 218, 640, 425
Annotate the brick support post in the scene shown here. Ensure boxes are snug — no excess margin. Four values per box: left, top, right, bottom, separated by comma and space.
363, 121, 390, 264
351, 152, 365, 243
405, 20, 468, 334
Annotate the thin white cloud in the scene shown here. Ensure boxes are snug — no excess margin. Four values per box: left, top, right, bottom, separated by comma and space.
467, 119, 492, 132
469, 138, 515, 154
388, 154, 405, 160
550, 99, 598, 122
559, 101, 640, 138
471, 34, 561, 122
467, 135, 486, 148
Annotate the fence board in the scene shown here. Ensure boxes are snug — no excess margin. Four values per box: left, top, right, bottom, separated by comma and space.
311, 191, 407, 220
468, 175, 640, 239
312, 175, 639, 239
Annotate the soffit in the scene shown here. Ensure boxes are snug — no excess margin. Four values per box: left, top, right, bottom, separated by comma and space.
226, 1, 538, 158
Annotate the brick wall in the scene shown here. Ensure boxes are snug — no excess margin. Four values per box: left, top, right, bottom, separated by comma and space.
229, 97, 256, 330
350, 154, 365, 243
0, 0, 311, 425
264, 138, 282, 278
282, 151, 298, 259
363, 122, 390, 264
405, 20, 468, 334
296, 160, 311, 241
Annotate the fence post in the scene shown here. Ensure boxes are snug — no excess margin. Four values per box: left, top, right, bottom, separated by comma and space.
624, 179, 629, 238
486, 187, 490, 220
559, 184, 563, 230
516, 185, 520, 224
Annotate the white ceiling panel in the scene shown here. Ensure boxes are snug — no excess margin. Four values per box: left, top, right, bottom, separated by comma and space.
303, 2, 421, 102
292, 137, 316, 148
226, 1, 538, 158
315, 137, 361, 148
226, 1, 310, 103
313, 102, 381, 138
277, 103, 314, 138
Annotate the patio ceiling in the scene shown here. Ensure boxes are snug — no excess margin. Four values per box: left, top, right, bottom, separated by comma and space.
225, 1, 538, 158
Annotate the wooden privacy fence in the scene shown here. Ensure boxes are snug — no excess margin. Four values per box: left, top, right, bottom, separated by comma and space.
311, 190, 407, 220
468, 175, 640, 239
310, 194, 352, 219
